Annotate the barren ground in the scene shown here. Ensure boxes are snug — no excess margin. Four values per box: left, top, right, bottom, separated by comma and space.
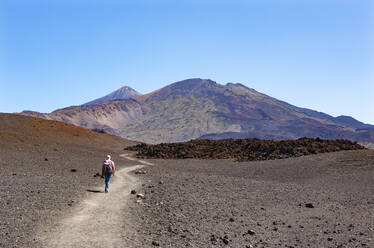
37, 162, 144, 248
132, 150, 374, 247
1, 114, 373, 248
0, 114, 139, 247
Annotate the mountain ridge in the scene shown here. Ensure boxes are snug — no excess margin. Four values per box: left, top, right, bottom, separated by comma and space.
20, 78, 374, 144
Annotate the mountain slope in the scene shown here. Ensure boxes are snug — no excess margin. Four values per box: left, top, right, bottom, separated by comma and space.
333, 115, 374, 129
83, 86, 141, 105
0, 113, 134, 149
119, 79, 374, 143
20, 78, 374, 144
22, 99, 143, 135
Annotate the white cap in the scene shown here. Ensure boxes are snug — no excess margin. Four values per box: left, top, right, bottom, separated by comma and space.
106, 155, 111, 159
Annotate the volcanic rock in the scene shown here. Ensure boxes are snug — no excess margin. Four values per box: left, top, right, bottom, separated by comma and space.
151, 240, 160, 246
305, 203, 315, 208
137, 194, 145, 199
125, 138, 364, 161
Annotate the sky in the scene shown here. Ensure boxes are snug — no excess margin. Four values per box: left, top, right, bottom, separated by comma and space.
1, 0, 373, 124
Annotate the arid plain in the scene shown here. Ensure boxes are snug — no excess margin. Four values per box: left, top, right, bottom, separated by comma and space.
1, 114, 373, 247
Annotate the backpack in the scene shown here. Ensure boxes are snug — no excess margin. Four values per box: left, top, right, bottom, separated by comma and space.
104, 161, 113, 175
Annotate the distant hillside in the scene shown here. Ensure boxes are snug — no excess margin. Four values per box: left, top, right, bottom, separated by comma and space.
20, 78, 374, 144
83, 86, 141, 105
333, 115, 374, 129
21, 99, 143, 135
0, 113, 134, 149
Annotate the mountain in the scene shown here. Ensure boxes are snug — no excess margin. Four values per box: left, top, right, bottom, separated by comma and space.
21, 99, 142, 135
333, 115, 374, 129
83, 86, 141, 105
20, 78, 374, 144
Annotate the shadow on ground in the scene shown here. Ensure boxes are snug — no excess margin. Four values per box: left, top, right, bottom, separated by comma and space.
86, 190, 102, 193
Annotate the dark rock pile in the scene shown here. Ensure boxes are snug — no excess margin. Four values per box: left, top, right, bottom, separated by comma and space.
125, 138, 364, 161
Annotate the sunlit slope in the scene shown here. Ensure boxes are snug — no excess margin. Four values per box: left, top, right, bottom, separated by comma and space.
120, 79, 373, 143
0, 113, 134, 149
20, 78, 374, 144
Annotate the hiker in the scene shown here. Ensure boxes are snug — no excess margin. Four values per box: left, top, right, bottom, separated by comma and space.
101, 155, 115, 193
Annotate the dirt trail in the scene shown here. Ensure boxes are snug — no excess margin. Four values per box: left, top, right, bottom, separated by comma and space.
39, 154, 150, 248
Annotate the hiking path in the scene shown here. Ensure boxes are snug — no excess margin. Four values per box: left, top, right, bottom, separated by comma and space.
38, 154, 151, 248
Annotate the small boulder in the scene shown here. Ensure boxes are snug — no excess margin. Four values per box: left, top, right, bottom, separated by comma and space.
131, 190, 136, 195
152, 241, 160, 246
137, 193, 145, 199
305, 203, 314, 208
135, 170, 147, 175
210, 235, 217, 242
247, 229, 256, 235
222, 235, 229, 245
70, 169, 77, 172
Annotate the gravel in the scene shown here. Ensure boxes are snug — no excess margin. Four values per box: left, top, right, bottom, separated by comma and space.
1, 114, 373, 247
130, 149, 374, 247
0, 114, 137, 248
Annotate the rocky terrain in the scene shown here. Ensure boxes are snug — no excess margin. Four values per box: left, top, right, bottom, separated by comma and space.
1, 113, 373, 247
131, 150, 374, 247
21, 78, 374, 144
125, 138, 364, 161
0, 114, 138, 248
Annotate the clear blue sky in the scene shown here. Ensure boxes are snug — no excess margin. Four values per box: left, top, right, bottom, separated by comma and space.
1, 0, 373, 124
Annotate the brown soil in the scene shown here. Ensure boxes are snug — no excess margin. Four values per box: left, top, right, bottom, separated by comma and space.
125, 138, 364, 161
0, 114, 138, 248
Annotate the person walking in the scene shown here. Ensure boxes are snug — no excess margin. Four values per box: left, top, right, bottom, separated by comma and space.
101, 155, 115, 193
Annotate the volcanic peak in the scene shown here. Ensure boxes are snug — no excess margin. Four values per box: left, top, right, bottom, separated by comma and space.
83, 85, 141, 105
